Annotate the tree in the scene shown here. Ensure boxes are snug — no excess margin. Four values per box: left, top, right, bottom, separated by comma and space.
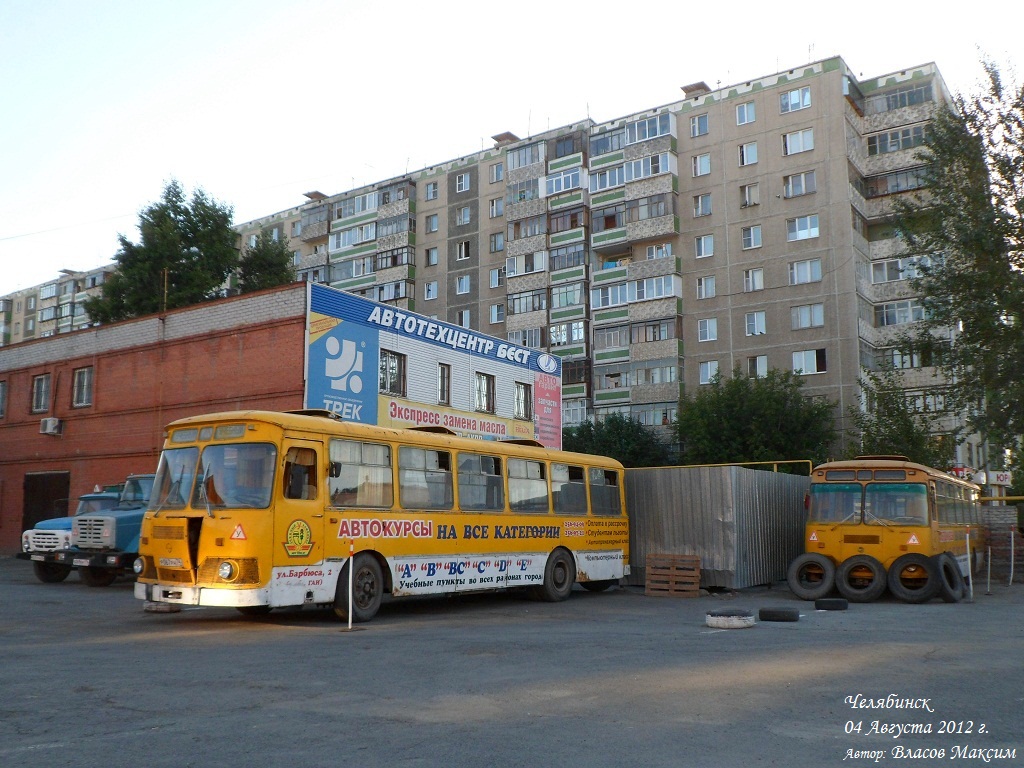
895, 60, 1024, 451
675, 368, 836, 467
847, 364, 957, 468
562, 413, 672, 468
238, 230, 296, 293
84, 180, 237, 322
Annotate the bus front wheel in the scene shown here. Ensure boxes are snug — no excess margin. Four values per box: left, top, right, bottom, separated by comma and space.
535, 549, 576, 602
835, 555, 887, 602
887, 553, 939, 603
787, 553, 836, 600
333, 553, 384, 623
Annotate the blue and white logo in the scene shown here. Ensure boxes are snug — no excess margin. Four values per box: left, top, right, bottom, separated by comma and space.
325, 337, 364, 393
537, 353, 559, 374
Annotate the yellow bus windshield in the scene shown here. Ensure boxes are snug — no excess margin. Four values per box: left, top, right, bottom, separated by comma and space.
150, 443, 277, 510
809, 482, 928, 526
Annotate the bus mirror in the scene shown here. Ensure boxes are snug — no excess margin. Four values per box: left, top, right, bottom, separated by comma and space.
329, 461, 342, 478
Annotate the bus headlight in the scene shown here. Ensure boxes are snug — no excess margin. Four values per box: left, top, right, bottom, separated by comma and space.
133, 558, 144, 575
218, 561, 237, 581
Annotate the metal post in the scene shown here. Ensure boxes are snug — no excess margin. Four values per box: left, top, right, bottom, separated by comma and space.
348, 539, 354, 631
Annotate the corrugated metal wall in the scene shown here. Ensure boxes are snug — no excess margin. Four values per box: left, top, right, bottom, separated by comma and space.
626, 466, 810, 589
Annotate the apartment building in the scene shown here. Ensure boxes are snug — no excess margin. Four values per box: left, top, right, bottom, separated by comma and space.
233, 56, 964, 458
0, 265, 113, 347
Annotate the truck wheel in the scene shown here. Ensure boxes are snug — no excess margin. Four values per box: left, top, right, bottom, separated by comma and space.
835, 555, 887, 602
786, 553, 835, 600
535, 548, 576, 602
887, 553, 939, 603
80, 567, 118, 588
33, 562, 72, 584
333, 553, 384, 623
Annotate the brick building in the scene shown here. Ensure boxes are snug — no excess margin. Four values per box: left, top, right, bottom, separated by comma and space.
0, 283, 307, 552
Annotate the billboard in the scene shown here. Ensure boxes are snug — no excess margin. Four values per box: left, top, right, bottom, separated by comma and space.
305, 283, 562, 448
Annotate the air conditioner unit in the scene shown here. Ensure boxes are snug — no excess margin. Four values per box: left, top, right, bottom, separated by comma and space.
39, 417, 63, 436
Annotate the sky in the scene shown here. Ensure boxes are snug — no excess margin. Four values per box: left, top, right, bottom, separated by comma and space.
1, 0, 1021, 296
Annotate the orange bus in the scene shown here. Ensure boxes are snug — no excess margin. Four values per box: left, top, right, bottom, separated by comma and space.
134, 410, 629, 621
788, 455, 985, 603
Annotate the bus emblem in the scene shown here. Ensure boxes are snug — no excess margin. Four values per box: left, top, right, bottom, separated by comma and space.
284, 520, 314, 557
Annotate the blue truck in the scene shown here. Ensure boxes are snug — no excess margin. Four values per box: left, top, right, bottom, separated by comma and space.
18, 474, 155, 586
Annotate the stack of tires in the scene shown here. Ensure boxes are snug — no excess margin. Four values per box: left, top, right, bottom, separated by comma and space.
787, 552, 966, 604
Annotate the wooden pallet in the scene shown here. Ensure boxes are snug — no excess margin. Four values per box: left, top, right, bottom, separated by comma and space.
645, 554, 701, 597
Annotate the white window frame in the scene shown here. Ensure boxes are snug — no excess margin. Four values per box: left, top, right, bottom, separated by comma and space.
489, 267, 505, 288
780, 86, 811, 113
743, 268, 764, 292
690, 113, 709, 137
456, 206, 471, 226
456, 173, 470, 193
693, 193, 712, 217
696, 276, 716, 300
424, 281, 438, 301
425, 214, 439, 233
456, 274, 471, 294
425, 181, 439, 200
783, 128, 814, 155
738, 142, 758, 166
747, 355, 768, 379
742, 225, 762, 249
791, 303, 824, 329
789, 258, 822, 285
692, 153, 711, 177
695, 234, 714, 258
425, 247, 438, 266
489, 197, 503, 218
745, 311, 766, 336
792, 348, 826, 375
489, 303, 505, 324
699, 360, 719, 385
698, 318, 718, 342
457, 240, 471, 260
787, 214, 819, 241
784, 170, 816, 198
736, 101, 756, 125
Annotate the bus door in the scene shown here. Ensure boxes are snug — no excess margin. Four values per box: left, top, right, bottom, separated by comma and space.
273, 441, 326, 575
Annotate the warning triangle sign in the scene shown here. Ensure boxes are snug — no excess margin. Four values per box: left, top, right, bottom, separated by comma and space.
809, 531, 818, 541
907, 534, 919, 545
231, 525, 247, 540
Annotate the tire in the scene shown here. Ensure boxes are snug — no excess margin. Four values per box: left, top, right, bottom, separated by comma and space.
935, 553, 965, 603
580, 579, 616, 593
33, 562, 72, 584
333, 553, 384, 623
80, 567, 118, 588
706, 608, 755, 629
786, 553, 836, 600
535, 549, 576, 602
887, 553, 940, 603
758, 607, 800, 622
814, 597, 849, 611
236, 605, 273, 617
835, 555, 887, 602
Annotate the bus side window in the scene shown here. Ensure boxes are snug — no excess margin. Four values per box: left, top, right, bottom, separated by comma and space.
552, 463, 587, 515
283, 447, 318, 500
589, 468, 621, 516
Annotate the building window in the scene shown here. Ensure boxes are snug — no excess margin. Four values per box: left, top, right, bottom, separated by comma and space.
292, 251, 302, 266
514, 382, 533, 420
741, 183, 759, 207
546, 168, 581, 196
690, 113, 709, 137
507, 143, 542, 170
789, 258, 822, 284
379, 349, 407, 396
72, 367, 93, 407
787, 214, 819, 241
696, 276, 716, 299
424, 281, 438, 300
745, 311, 766, 336
742, 225, 762, 249
489, 303, 505, 324
475, 372, 496, 413
425, 181, 439, 200
0, 380, 7, 418
425, 214, 438, 233
457, 310, 471, 328
457, 240, 471, 260
693, 193, 712, 217
489, 232, 505, 253
695, 234, 714, 258
425, 247, 438, 266
692, 153, 711, 177
792, 303, 825, 329
456, 173, 470, 193
747, 355, 768, 379
738, 142, 758, 166
783, 128, 814, 155
867, 125, 927, 155
437, 364, 451, 405
698, 318, 717, 342
490, 162, 504, 183
780, 86, 811, 113
456, 206, 471, 226
489, 197, 504, 218
489, 267, 505, 288
793, 348, 827, 375
31, 374, 50, 413
646, 243, 672, 260
875, 299, 926, 327
736, 101, 756, 125
784, 170, 817, 198
743, 268, 764, 292
872, 257, 924, 284
456, 275, 471, 294
699, 360, 719, 385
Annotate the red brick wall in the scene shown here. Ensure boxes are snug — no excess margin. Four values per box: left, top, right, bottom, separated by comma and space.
0, 284, 307, 551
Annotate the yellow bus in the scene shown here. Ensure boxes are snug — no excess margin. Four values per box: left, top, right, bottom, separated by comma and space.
134, 410, 629, 621
787, 455, 985, 604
